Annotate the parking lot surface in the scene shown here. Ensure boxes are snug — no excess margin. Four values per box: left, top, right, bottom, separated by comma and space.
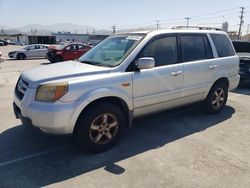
0, 46, 250, 188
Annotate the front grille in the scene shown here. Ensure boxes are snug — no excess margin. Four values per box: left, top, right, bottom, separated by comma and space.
15, 77, 29, 101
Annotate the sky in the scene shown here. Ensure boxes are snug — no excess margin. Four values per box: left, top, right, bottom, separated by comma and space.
0, 0, 250, 32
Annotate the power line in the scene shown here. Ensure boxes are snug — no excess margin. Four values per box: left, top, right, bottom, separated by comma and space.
190, 7, 239, 19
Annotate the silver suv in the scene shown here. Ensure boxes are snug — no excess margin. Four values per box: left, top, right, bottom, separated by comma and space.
13, 30, 240, 152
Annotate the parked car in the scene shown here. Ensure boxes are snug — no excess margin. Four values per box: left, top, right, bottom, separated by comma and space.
7, 40, 24, 45
8, 44, 49, 60
0, 39, 8, 46
232, 41, 250, 85
13, 30, 239, 152
0, 42, 4, 46
0, 52, 4, 63
47, 43, 92, 63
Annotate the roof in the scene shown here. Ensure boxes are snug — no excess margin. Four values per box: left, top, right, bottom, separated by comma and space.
133, 29, 226, 35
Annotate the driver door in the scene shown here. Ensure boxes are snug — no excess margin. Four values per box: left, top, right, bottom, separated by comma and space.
132, 34, 184, 117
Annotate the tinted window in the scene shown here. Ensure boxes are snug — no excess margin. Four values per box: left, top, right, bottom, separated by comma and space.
27, 46, 36, 50
78, 44, 87, 50
140, 35, 177, 67
232, 42, 250, 53
66, 45, 77, 51
210, 34, 235, 57
181, 35, 208, 62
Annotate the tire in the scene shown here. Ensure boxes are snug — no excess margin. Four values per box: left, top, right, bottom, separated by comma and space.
202, 82, 228, 114
17, 53, 26, 60
75, 102, 125, 152
55, 56, 63, 62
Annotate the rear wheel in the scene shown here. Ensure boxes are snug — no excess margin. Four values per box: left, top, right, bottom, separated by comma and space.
17, 53, 26, 60
202, 82, 228, 114
75, 102, 125, 152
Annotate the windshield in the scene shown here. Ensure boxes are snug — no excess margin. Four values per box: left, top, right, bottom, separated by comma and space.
56, 44, 66, 50
78, 34, 145, 67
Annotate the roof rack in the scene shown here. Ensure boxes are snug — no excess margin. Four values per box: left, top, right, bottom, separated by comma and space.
172, 26, 222, 31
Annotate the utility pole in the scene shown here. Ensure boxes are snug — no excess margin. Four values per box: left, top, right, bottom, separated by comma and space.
238, 7, 245, 40
247, 24, 250, 34
112, 25, 116, 34
156, 20, 160, 29
185, 17, 191, 28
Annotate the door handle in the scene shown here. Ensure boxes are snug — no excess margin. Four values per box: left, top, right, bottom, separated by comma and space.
171, 71, 183, 76
209, 65, 218, 69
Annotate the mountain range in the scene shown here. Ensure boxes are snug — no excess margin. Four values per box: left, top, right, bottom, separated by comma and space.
0, 23, 113, 35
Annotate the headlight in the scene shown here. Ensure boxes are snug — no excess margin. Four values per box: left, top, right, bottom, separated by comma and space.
35, 83, 68, 102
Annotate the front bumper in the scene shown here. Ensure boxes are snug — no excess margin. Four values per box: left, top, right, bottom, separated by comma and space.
13, 102, 33, 127
8, 53, 16, 58
13, 91, 77, 135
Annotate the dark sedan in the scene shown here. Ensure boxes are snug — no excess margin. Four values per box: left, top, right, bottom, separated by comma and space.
232, 41, 250, 85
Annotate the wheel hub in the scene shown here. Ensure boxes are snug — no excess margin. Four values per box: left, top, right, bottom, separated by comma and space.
89, 113, 118, 145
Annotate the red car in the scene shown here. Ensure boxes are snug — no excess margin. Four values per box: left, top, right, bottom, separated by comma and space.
47, 43, 92, 63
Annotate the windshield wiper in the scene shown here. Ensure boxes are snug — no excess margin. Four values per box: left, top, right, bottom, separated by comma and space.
79, 60, 114, 67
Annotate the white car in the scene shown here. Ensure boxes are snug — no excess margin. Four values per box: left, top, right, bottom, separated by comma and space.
8, 44, 49, 60
13, 30, 240, 152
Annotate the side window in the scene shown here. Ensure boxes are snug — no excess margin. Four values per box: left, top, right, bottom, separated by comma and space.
180, 34, 208, 62
27, 46, 36, 50
139, 35, 178, 67
210, 34, 235, 57
78, 44, 87, 50
66, 45, 76, 51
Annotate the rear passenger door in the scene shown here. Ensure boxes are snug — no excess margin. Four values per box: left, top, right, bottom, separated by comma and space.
180, 34, 216, 104
38, 45, 48, 57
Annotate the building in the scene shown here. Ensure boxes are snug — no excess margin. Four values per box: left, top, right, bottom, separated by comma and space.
52, 32, 89, 44
88, 34, 109, 45
222, 22, 229, 32
241, 34, 250, 41
27, 35, 56, 44
52, 32, 109, 45
227, 31, 238, 41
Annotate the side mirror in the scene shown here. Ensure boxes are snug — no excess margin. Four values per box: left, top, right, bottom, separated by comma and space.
137, 57, 155, 70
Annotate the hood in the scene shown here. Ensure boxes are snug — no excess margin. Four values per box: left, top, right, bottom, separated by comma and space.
21, 61, 110, 88
237, 52, 250, 59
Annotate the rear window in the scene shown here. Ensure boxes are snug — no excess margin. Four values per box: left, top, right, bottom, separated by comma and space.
210, 34, 235, 57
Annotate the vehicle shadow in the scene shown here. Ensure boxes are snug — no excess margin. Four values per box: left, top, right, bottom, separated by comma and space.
232, 86, 250, 95
0, 105, 235, 188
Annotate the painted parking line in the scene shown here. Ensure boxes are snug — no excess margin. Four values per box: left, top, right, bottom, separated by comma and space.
0, 143, 75, 168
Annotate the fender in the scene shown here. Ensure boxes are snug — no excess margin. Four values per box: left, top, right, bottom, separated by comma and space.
70, 86, 133, 127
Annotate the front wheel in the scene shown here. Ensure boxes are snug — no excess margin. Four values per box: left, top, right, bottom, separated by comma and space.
17, 53, 26, 60
202, 82, 228, 114
75, 102, 125, 152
